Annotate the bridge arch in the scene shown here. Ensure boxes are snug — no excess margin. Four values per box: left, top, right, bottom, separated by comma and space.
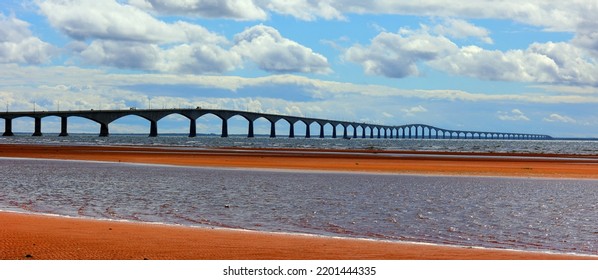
273, 118, 292, 138
195, 112, 228, 137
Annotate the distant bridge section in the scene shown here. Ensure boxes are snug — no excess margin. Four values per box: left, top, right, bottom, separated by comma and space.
0, 108, 552, 140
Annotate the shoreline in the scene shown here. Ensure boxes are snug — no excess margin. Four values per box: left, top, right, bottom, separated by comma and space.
1, 143, 597, 260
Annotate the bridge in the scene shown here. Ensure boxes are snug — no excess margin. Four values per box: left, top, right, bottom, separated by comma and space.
0, 108, 552, 140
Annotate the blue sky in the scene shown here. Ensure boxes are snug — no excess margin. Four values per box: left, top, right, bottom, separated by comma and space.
2, 0, 598, 137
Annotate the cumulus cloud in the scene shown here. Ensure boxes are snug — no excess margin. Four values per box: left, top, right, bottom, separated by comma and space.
346, 24, 598, 86
158, 43, 242, 73
38, 0, 226, 44
120, 1, 598, 73
344, 29, 457, 78
232, 25, 331, 74
543, 113, 576, 123
0, 14, 55, 64
80, 40, 161, 69
431, 42, 598, 85
37, 1, 328, 75
497, 109, 530, 121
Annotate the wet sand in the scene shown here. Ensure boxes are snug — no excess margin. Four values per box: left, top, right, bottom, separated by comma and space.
1, 211, 594, 260
1, 143, 597, 260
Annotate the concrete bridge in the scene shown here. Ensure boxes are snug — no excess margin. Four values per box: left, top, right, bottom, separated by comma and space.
0, 108, 552, 140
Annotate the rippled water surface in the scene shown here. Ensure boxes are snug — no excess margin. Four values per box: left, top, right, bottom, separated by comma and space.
1, 158, 596, 255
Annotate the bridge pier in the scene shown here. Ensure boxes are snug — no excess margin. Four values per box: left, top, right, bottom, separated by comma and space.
319, 124, 324, 138
270, 122, 276, 138
343, 126, 348, 139
248, 120, 254, 138
353, 126, 357, 138
2, 118, 14, 136
305, 124, 310, 138
32, 117, 42, 136
99, 123, 109, 137
362, 127, 366, 139
188, 119, 196, 137
59, 116, 68, 136
149, 120, 158, 137
332, 126, 337, 138
289, 123, 294, 138
221, 118, 228, 137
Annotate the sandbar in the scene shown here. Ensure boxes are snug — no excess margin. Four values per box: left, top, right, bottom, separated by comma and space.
1, 144, 598, 178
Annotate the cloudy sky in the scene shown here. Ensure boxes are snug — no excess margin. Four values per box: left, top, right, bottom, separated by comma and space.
2, 0, 598, 137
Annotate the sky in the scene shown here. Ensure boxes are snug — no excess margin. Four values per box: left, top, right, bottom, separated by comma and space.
2, 0, 598, 138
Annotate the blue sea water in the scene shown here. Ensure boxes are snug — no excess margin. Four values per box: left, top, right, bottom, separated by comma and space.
1, 135, 597, 256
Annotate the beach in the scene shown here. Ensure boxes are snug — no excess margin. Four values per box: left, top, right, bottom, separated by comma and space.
1, 143, 597, 260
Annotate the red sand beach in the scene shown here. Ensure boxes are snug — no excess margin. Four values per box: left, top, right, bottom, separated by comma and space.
1, 143, 597, 260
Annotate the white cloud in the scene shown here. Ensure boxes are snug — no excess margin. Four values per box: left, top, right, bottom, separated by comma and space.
265, 0, 344, 21
401, 105, 428, 116
382, 112, 394, 118
79, 40, 161, 69
125, 1, 589, 33
115, 0, 598, 57
313, 1, 583, 32
37, 1, 329, 75
346, 24, 598, 86
344, 29, 457, 78
543, 113, 576, 123
497, 109, 530, 121
0, 14, 55, 64
433, 18, 493, 44
128, 0, 268, 20
431, 42, 598, 85
158, 43, 242, 74
75, 39, 242, 74
38, 0, 226, 44
232, 25, 331, 74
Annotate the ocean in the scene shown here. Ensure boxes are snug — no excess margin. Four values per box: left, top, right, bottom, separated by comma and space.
1, 135, 597, 256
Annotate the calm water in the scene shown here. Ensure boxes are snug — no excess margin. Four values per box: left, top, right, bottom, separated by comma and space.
1, 158, 597, 256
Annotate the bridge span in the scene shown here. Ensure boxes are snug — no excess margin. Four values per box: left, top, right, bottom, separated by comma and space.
0, 108, 552, 140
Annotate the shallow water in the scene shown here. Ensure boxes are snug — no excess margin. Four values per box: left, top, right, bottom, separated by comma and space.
1, 158, 596, 256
